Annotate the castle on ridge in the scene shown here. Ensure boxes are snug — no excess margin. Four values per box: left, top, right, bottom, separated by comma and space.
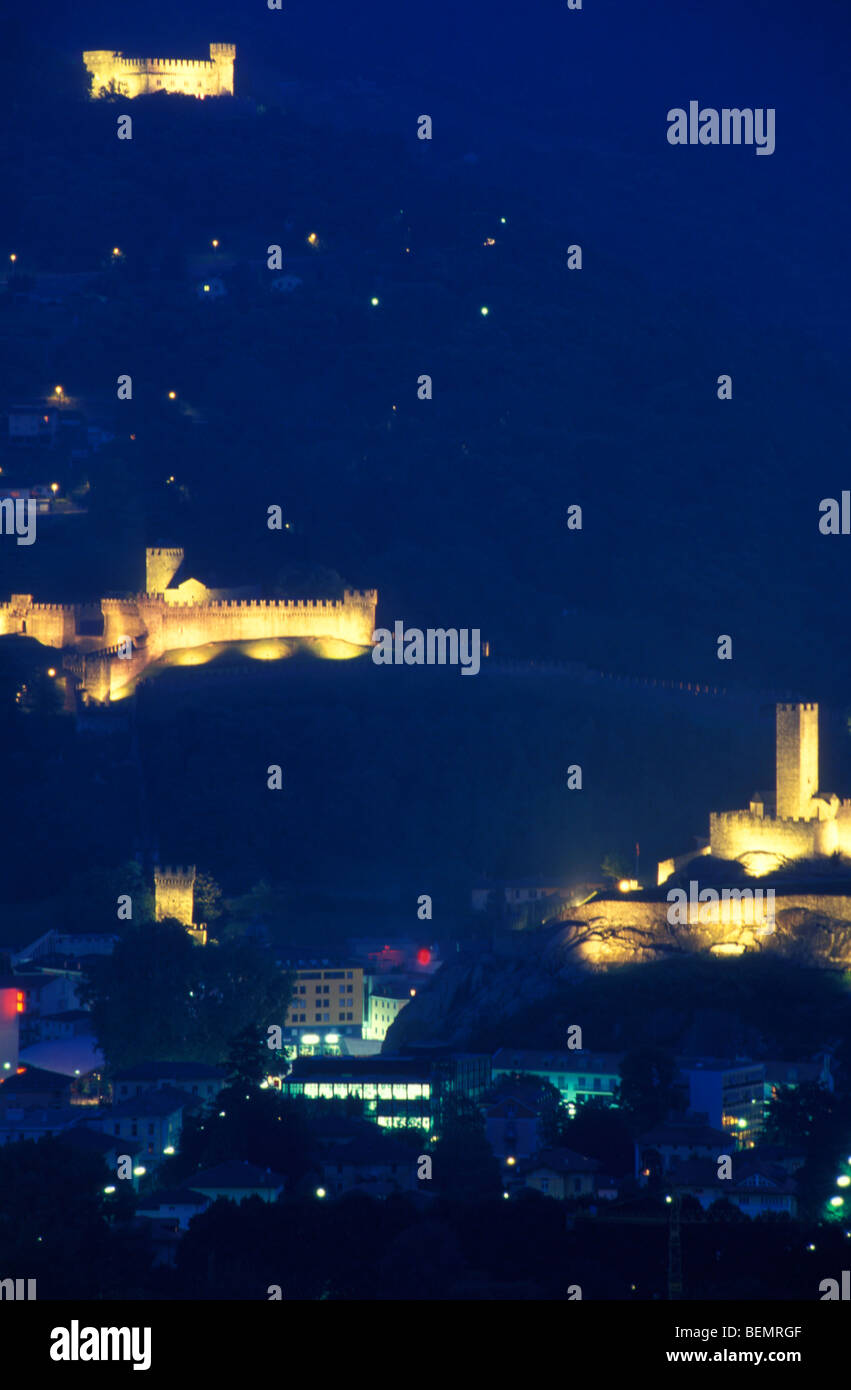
0, 548, 378, 703
83, 43, 235, 100
154, 864, 206, 946
658, 702, 851, 883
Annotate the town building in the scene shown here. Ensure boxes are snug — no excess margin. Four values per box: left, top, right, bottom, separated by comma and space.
492, 1048, 622, 1113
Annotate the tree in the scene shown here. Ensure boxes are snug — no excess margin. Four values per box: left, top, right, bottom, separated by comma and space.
194, 869, 224, 923
601, 852, 631, 884
432, 1096, 502, 1202
560, 1097, 635, 1175
616, 1048, 684, 1131
78, 921, 293, 1072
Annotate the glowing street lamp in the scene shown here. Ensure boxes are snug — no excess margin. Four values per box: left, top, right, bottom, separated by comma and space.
50, 482, 59, 494
211, 238, 219, 248
307, 232, 318, 246
480, 305, 489, 316
54, 385, 63, 399
167, 390, 177, 400
9, 253, 16, 263
315, 1187, 326, 1199
370, 296, 379, 306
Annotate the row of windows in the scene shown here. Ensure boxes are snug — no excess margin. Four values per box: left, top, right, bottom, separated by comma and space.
301, 1082, 431, 1100
290, 1012, 356, 1023
294, 984, 355, 995
296, 971, 355, 981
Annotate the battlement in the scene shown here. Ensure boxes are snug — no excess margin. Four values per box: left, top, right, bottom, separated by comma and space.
155, 865, 196, 883
84, 44, 235, 99
777, 702, 818, 712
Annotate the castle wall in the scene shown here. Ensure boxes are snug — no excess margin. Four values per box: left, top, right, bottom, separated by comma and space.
709, 810, 816, 862
776, 702, 819, 820
562, 893, 851, 965
84, 45, 234, 99
101, 598, 148, 647
157, 591, 378, 651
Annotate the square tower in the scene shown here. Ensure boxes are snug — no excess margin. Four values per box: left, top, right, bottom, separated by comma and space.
776, 703, 819, 820
154, 865, 196, 925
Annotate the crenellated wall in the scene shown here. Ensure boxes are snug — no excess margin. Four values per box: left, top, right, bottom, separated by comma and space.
709, 809, 817, 861
83, 43, 235, 99
1, 559, 378, 702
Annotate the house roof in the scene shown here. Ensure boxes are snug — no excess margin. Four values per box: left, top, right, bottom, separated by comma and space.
0, 1065, 72, 1094
492, 1048, 623, 1074
105, 1086, 200, 1119
17, 1038, 104, 1077
640, 1121, 728, 1147
138, 1188, 209, 1210
59, 1125, 142, 1157
667, 1157, 797, 1196
112, 1062, 226, 1082
523, 1148, 600, 1176
189, 1160, 285, 1191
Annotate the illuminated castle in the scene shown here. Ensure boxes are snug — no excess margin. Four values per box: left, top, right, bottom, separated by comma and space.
659, 702, 851, 883
154, 864, 206, 946
83, 43, 235, 100
0, 548, 378, 703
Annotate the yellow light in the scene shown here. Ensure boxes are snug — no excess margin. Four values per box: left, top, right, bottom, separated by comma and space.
480, 306, 489, 316
47, 668, 56, 678
54, 385, 63, 397
500, 216, 507, 224
316, 1187, 326, 1198
168, 390, 177, 400
112, 247, 120, 256
50, 482, 59, 493
484, 237, 495, 246
307, 232, 318, 245
211, 239, 219, 248
203, 283, 210, 292
837, 1176, 851, 1188
133, 1166, 146, 1177
370, 297, 379, 306
10, 253, 16, 262
618, 879, 631, 892
506, 1156, 516, 1166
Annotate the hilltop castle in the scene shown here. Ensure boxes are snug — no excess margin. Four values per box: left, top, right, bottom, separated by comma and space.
83, 43, 235, 100
659, 702, 851, 883
0, 548, 378, 703
154, 864, 206, 946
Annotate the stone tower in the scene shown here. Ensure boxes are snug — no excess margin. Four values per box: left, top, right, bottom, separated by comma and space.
776, 703, 819, 821
209, 43, 236, 94
154, 865, 195, 925
145, 547, 184, 595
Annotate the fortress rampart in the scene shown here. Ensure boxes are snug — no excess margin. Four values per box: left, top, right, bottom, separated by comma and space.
83, 43, 235, 99
0, 568, 378, 702
557, 893, 851, 966
709, 810, 817, 861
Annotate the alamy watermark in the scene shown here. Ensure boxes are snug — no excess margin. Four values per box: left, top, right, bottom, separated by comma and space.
667, 102, 775, 156
0, 498, 36, 546
372, 623, 481, 675
667, 880, 775, 934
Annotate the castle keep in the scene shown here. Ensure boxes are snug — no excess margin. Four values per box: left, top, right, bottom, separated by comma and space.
0, 549, 378, 703
659, 702, 851, 882
83, 43, 235, 99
